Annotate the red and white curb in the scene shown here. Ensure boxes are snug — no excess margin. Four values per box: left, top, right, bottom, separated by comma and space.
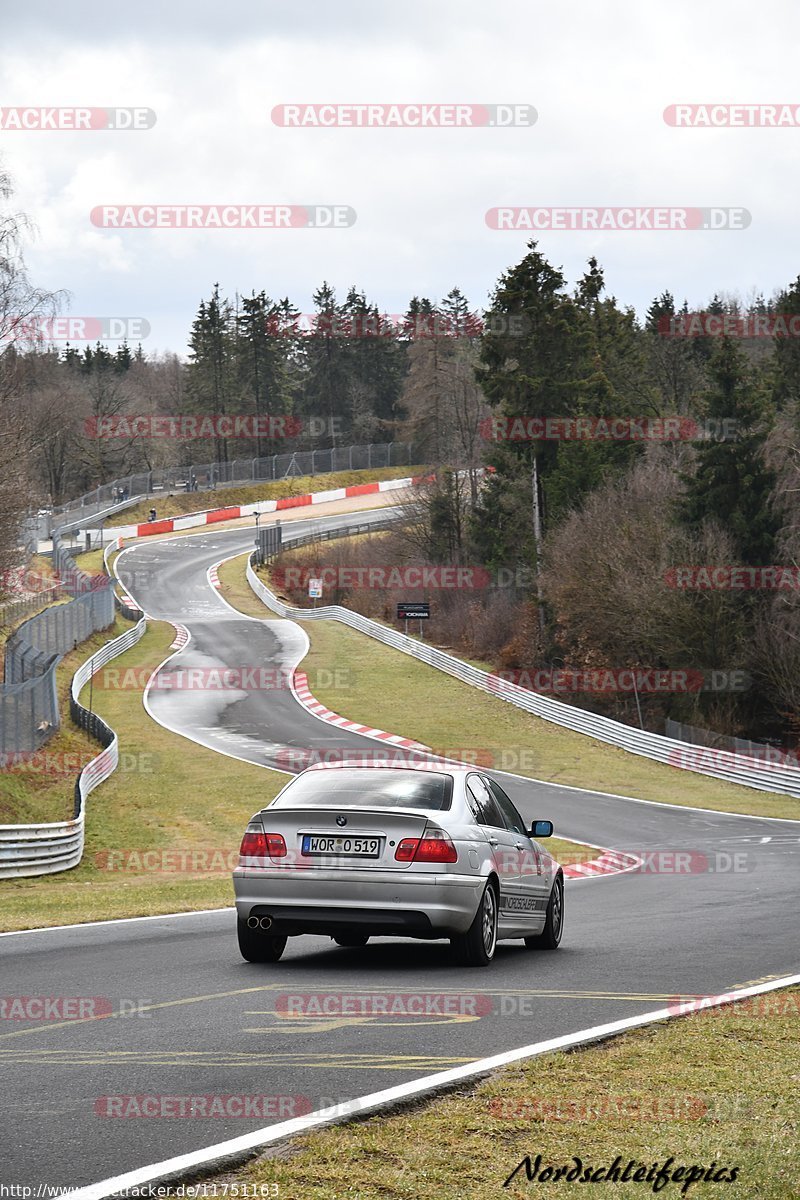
291, 673, 640, 879
118, 594, 142, 614
106, 474, 423, 541
169, 624, 189, 651
208, 567, 221, 589
292, 671, 430, 750
561, 847, 641, 880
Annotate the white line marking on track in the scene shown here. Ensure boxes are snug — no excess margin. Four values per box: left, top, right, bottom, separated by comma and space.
67, 972, 800, 1200
0, 908, 234, 938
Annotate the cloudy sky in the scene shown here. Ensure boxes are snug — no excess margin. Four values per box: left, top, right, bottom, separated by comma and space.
2, 0, 799, 355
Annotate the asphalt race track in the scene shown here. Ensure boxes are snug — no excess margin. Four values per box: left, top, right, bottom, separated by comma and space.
3, 511, 799, 1191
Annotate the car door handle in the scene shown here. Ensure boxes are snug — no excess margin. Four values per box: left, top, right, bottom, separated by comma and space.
487, 836, 499, 846
514, 842, 527, 850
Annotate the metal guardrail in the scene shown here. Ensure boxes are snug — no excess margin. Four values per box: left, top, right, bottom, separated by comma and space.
103, 540, 144, 621
0, 619, 147, 878
264, 515, 402, 560
54, 496, 142, 540
248, 530, 800, 801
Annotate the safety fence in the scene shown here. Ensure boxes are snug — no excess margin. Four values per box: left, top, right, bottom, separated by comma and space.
664, 718, 787, 761
0, 530, 115, 756
0, 582, 62, 632
49, 442, 416, 525
0, 618, 147, 878
248, 530, 800, 801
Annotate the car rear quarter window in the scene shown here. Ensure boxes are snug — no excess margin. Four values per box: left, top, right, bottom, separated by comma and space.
272, 769, 454, 811
466, 774, 506, 828
487, 778, 528, 836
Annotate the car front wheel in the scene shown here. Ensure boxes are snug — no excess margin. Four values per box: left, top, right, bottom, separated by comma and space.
451, 881, 498, 967
525, 873, 563, 950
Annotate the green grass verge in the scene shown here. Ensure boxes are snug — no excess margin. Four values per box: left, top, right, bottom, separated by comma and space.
72, 546, 110, 576
106, 465, 427, 526
300, 621, 797, 819
0, 620, 288, 932
215, 553, 798, 820
216, 555, 283, 620
542, 836, 594, 865
206, 986, 800, 1199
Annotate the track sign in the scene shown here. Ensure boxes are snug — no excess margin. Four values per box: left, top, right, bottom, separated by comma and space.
397, 602, 430, 620
308, 578, 323, 599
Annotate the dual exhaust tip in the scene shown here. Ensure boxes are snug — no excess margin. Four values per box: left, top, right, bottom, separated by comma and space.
247, 915, 273, 931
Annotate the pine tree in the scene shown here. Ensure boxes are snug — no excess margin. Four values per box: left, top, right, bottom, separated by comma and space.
645, 290, 675, 335
681, 337, 779, 565
237, 291, 299, 456
115, 341, 132, 372
300, 282, 350, 444
770, 273, 800, 407
474, 242, 593, 569
187, 284, 235, 463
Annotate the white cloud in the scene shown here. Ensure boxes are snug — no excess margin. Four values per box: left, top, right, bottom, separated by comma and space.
2, 0, 799, 353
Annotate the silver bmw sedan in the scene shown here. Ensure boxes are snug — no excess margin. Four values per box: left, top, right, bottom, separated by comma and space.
233, 761, 563, 967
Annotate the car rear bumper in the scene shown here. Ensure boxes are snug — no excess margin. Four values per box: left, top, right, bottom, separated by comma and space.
233, 867, 484, 936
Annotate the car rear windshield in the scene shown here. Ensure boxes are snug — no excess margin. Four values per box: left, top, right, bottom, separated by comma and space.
272, 769, 454, 811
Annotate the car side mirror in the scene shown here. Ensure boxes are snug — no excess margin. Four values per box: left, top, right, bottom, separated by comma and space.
529, 820, 553, 838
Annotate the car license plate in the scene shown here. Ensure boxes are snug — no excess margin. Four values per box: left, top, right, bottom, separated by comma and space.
301, 835, 381, 857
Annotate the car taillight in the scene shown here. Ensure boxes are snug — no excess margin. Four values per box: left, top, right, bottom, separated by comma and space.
394, 829, 458, 864
239, 830, 286, 858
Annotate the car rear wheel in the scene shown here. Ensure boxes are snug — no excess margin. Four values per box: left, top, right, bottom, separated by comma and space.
525, 873, 563, 950
451, 881, 498, 967
237, 917, 288, 963
333, 935, 370, 947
